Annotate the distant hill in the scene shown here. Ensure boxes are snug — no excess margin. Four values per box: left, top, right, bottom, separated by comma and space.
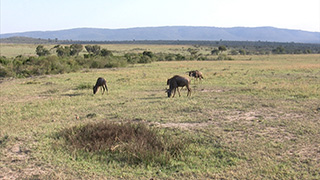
0, 36, 50, 44
1, 26, 319, 43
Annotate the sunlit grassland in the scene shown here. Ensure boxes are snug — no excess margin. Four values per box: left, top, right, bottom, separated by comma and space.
0, 54, 319, 179
0, 43, 47, 57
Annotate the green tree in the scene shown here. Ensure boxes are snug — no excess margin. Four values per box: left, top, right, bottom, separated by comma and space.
36, 45, 50, 56
85, 45, 93, 53
211, 48, 220, 55
100, 49, 113, 56
70, 44, 83, 56
272, 46, 286, 54
142, 51, 154, 58
85, 45, 101, 56
187, 48, 199, 57
218, 45, 227, 52
56, 46, 71, 57
239, 49, 247, 55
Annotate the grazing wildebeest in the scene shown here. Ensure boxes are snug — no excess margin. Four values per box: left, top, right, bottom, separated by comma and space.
188, 70, 204, 80
93, 77, 108, 95
166, 75, 191, 98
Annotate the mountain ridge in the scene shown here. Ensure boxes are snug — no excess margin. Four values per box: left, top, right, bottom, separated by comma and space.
1, 26, 319, 43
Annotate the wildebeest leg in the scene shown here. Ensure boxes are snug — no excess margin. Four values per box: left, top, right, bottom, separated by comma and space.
186, 85, 191, 97
177, 87, 181, 97
104, 84, 108, 94
101, 86, 105, 95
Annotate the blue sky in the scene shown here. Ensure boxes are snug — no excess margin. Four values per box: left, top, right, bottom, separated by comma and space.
1, 0, 319, 34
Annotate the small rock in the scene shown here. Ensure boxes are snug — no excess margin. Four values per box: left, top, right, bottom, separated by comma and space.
11, 144, 21, 153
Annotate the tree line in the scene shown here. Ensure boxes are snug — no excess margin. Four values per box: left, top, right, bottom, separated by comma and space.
1, 44, 167, 77
0, 43, 318, 78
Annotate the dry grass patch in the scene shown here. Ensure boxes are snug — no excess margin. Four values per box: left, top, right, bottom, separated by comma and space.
55, 122, 187, 166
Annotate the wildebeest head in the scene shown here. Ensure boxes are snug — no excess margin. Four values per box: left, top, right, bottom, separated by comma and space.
166, 89, 172, 98
93, 86, 98, 94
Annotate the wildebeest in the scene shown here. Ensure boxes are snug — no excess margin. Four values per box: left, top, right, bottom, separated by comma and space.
188, 70, 204, 80
93, 77, 108, 95
166, 75, 191, 98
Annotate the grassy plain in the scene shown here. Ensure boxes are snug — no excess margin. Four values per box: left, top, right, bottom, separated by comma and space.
1, 50, 320, 179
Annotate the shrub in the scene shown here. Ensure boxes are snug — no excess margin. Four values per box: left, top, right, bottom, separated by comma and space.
272, 46, 286, 54
0, 65, 11, 77
85, 45, 101, 56
0, 56, 10, 65
217, 54, 233, 60
100, 49, 113, 57
36, 45, 50, 56
218, 45, 227, 52
56, 46, 71, 57
124, 53, 140, 64
239, 49, 247, 55
70, 44, 83, 56
138, 55, 152, 63
142, 51, 154, 58
211, 48, 220, 55
165, 53, 176, 61
56, 122, 187, 166
175, 54, 186, 61
90, 56, 127, 68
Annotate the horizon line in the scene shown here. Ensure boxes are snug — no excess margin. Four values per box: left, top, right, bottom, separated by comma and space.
2, 25, 320, 34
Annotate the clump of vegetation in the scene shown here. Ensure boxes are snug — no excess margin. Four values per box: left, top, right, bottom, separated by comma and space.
1, 42, 318, 78
76, 83, 92, 90
56, 122, 187, 166
0, 55, 81, 77
0, 135, 9, 147
0, 45, 160, 78
216, 54, 233, 60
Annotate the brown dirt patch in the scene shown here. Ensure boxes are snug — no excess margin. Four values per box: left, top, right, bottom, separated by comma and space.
0, 141, 53, 180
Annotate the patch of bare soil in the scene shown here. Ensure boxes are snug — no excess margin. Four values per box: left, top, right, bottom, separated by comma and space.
0, 141, 52, 180
157, 121, 213, 130
199, 88, 229, 93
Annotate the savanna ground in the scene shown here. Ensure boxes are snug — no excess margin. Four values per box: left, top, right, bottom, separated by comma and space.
0, 44, 320, 179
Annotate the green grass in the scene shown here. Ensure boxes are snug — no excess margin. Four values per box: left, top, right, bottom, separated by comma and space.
1, 54, 320, 179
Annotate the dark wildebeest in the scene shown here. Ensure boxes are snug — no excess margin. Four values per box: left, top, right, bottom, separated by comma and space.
166, 75, 191, 98
188, 70, 204, 80
93, 77, 108, 95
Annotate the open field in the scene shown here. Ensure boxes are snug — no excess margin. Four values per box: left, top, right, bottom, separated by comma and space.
1, 54, 320, 179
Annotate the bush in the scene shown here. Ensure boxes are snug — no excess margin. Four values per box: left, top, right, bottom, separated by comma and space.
0, 65, 11, 77
56, 122, 187, 166
124, 53, 140, 64
239, 49, 247, 55
211, 48, 220, 55
138, 55, 152, 63
90, 56, 127, 68
142, 51, 154, 58
0, 56, 10, 65
217, 54, 233, 61
100, 49, 113, 57
175, 54, 186, 61
272, 46, 286, 54
36, 45, 50, 56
